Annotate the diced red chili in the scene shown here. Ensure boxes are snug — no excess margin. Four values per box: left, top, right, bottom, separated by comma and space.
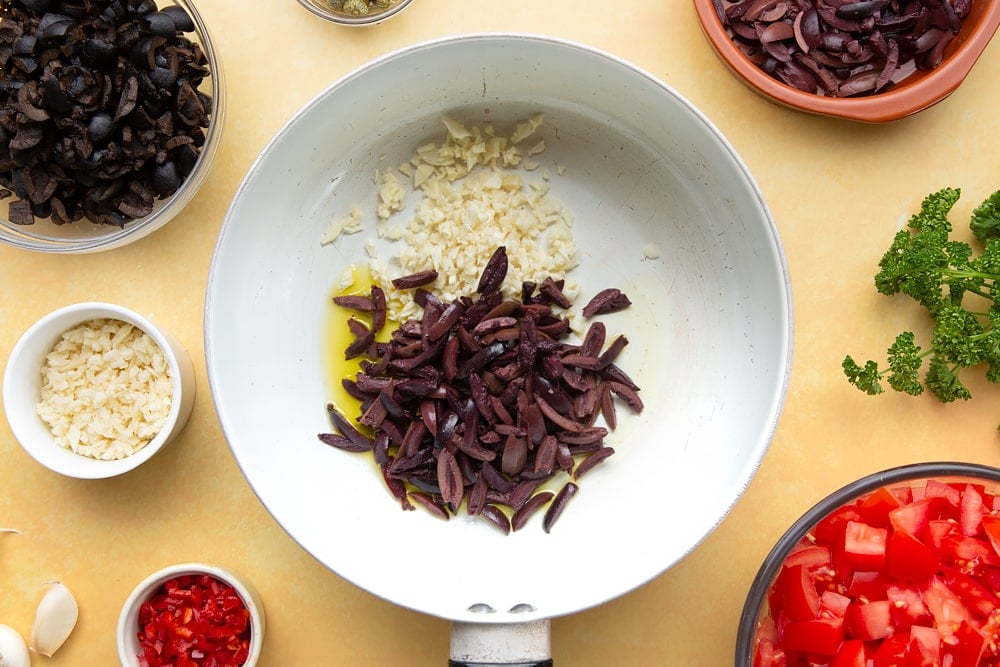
137, 574, 252, 667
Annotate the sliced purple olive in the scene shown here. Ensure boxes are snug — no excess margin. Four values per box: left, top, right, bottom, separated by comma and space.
323, 248, 641, 533
718, 0, 967, 98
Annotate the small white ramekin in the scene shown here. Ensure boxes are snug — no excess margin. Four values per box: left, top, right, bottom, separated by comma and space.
117, 563, 265, 666
2, 302, 196, 479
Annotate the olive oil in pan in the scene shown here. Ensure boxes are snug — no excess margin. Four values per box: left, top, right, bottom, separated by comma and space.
322, 264, 390, 420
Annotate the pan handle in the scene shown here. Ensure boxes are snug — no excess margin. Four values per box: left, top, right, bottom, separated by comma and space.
449, 619, 552, 666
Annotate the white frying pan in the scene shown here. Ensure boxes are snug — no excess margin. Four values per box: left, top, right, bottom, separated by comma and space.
205, 34, 792, 664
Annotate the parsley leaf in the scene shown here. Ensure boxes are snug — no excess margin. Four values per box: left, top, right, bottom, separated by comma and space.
844, 188, 1000, 427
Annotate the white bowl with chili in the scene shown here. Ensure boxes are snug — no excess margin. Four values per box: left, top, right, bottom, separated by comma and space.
117, 562, 265, 667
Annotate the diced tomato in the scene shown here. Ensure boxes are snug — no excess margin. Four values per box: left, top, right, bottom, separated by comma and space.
940, 567, 1000, 618
810, 563, 842, 597
780, 617, 844, 655
908, 625, 941, 661
820, 590, 851, 617
846, 600, 894, 641
977, 612, 1000, 659
928, 520, 958, 554
887, 584, 933, 629
980, 565, 1000, 595
755, 616, 778, 643
860, 487, 905, 526
872, 633, 910, 667
889, 499, 931, 538
904, 642, 938, 667
844, 520, 888, 571
766, 576, 784, 621
814, 505, 863, 546
939, 534, 1000, 570
891, 485, 915, 505
925, 480, 961, 507
961, 484, 986, 537
782, 543, 832, 570
753, 479, 1000, 667
830, 638, 866, 667
922, 575, 974, 636
845, 570, 888, 600
777, 563, 821, 621
928, 495, 964, 524
887, 530, 940, 582
752, 637, 786, 667
982, 514, 1000, 558
942, 621, 988, 667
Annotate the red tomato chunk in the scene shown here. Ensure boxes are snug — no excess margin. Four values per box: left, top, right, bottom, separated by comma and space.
753, 480, 1000, 667
137, 574, 252, 667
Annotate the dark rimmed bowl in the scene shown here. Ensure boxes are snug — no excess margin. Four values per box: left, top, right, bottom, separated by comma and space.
736, 461, 1000, 665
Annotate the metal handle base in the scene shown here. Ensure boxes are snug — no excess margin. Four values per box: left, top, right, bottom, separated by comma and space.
449, 619, 552, 666
449, 661, 553, 666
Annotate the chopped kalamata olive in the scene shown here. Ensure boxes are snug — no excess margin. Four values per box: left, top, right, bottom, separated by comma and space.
370, 285, 388, 334
538, 277, 572, 309
318, 247, 643, 533
318, 432, 372, 453
836, 0, 889, 20
511, 491, 555, 531
476, 246, 509, 295
715, 0, 971, 97
582, 288, 633, 317
573, 446, 616, 480
324, 402, 374, 450
408, 491, 449, 520
391, 269, 439, 289
332, 294, 375, 311
542, 482, 579, 533
478, 503, 511, 534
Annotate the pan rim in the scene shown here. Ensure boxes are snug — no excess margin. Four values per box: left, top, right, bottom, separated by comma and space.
205, 31, 794, 624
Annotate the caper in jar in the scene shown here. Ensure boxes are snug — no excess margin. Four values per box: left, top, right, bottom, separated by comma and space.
328, 0, 396, 16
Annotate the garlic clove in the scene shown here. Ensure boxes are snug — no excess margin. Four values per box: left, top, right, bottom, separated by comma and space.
0, 624, 30, 667
29, 582, 78, 657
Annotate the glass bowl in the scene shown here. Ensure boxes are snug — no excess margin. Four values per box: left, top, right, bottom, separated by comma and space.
736, 461, 1000, 666
0, 0, 226, 253
693, 0, 1000, 122
295, 0, 415, 25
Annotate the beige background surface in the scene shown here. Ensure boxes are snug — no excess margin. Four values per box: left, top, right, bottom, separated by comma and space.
2, 0, 1000, 664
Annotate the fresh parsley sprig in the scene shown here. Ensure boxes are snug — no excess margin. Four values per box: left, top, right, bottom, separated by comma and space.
843, 188, 1000, 419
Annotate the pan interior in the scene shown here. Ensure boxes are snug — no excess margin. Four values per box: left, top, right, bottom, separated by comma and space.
205, 34, 791, 624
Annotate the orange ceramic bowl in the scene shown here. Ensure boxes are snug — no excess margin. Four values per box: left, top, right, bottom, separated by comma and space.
693, 0, 1000, 122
